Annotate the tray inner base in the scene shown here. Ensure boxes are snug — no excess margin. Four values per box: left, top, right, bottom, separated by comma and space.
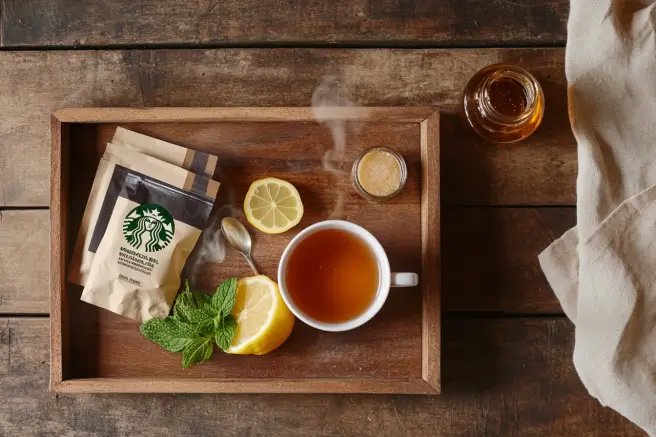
64, 121, 423, 380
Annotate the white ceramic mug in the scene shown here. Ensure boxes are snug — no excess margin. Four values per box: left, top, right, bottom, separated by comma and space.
277, 220, 419, 332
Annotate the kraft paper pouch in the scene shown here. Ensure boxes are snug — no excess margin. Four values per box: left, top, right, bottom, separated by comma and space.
81, 168, 217, 321
112, 127, 218, 177
69, 130, 218, 286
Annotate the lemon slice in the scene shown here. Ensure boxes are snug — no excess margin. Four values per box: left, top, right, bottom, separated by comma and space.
227, 276, 295, 355
244, 177, 303, 234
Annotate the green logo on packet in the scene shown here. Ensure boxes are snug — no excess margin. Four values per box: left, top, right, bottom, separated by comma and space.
123, 204, 175, 252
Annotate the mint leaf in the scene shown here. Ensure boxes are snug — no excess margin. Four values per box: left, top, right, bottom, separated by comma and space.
172, 280, 197, 321
196, 318, 217, 336
184, 280, 211, 308
182, 337, 214, 369
211, 278, 238, 318
215, 315, 237, 351
179, 280, 195, 306
178, 304, 217, 324
172, 298, 189, 322
140, 318, 198, 353
194, 291, 212, 308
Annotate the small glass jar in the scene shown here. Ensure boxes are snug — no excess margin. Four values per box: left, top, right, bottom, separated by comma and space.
352, 147, 407, 201
462, 64, 545, 143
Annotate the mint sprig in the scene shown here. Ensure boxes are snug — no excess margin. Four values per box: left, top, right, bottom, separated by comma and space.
139, 317, 199, 353
212, 277, 238, 318
140, 278, 239, 369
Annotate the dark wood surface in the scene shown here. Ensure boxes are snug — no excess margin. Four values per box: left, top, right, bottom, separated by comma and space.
1, 0, 568, 47
0, 1, 644, 435
0, 317, 640, 436
0, 49, 573, 207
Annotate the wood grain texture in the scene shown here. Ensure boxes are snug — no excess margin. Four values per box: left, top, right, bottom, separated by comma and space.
443, 207, 575, 313
1, 0, 568, 47
0, 207, 574, 315
63, 293, 420, 379
0, 318, 643, 436
54, 107, 435, 123
0, 210, 49, 313
420, 112, 440, 391
0, 48, 574, 207
49, 115, 67, 388
0, 51, 141, 207
55, 378, 434, 395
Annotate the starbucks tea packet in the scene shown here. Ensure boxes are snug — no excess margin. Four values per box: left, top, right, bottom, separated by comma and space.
81, 165, 219, 321
69, 128, 218, 286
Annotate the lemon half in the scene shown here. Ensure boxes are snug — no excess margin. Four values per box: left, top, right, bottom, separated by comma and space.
227, 276, 295, 355
244, 177, 303, 234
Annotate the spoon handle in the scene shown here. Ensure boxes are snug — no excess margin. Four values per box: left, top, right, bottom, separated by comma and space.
243, 254, 259, 276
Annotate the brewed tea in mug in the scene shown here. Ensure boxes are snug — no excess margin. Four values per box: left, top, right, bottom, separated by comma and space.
284, 228, 379, 323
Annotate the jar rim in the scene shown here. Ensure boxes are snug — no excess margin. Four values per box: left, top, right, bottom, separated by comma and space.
478, 67, 541, 126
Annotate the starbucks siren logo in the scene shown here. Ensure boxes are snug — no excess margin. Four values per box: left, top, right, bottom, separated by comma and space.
123, 204, 175, 252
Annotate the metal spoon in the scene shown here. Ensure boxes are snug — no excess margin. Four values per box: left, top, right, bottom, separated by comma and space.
221, 217, 259, 275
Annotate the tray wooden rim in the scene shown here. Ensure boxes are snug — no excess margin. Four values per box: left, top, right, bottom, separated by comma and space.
50, 107, 441, 394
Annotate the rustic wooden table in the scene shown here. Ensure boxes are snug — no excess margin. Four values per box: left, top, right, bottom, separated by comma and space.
0, 1, 643, 435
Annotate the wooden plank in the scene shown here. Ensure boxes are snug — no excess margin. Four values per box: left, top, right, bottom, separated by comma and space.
0, 320, 7, 377
420, 112, 441, 391
49, 114, 66, 388
54, 378, 434, 395
0, 51, 141, 207
0, 48, 574, 208
0, 317, 642, 436
1, 0, 568, 48
0, 207, 574, 315
54, 107, 435, 123
0, 210, 49, 313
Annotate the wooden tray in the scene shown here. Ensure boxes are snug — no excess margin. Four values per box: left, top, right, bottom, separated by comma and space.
50, 107, 441, 394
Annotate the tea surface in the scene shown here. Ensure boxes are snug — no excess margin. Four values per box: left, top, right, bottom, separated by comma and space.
285, 228, 379, 323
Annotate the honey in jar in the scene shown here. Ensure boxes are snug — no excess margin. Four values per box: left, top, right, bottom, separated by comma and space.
462, 64, 545, 143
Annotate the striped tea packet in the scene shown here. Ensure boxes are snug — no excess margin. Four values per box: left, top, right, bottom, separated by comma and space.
69, 128, 218, 286
81, 164, 219, 321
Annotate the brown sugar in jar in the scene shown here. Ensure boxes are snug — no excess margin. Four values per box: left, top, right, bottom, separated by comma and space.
462, 64, 545, 143
352, 147, 407, 201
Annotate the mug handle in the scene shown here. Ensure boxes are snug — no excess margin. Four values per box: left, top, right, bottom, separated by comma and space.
391, 272, 419, 287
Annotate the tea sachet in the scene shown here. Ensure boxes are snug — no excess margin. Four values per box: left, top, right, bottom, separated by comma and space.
81, 165, 219, 321
69, 128, 217, 285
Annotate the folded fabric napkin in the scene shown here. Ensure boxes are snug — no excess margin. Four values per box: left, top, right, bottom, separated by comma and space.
539, 0, 656, 433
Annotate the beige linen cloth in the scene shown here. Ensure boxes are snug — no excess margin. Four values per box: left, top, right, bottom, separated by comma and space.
539, 0, 656, 433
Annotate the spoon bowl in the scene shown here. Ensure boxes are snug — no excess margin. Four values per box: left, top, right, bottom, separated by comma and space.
221, 217, 259, 275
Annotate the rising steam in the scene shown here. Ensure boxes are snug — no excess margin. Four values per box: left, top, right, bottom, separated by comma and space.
185, 191, 239, 287
312, 76, 367, 219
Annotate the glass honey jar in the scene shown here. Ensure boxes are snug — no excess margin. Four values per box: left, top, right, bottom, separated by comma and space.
462, 64, 545, 143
